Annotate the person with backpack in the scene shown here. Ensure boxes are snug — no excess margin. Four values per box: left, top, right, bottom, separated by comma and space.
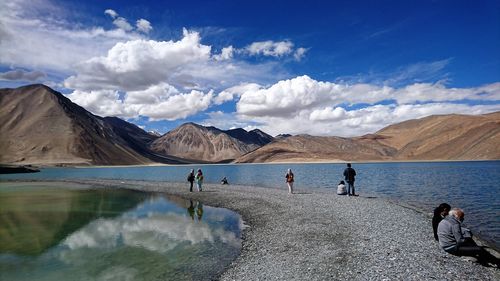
187, 169, 195, 192
343, 163, 357, 196
195, 169, 204, 192
285, 169, 294, 194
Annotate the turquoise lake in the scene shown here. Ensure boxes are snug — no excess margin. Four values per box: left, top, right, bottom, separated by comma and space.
0, 182, 242, 281
1, 161, 499, 251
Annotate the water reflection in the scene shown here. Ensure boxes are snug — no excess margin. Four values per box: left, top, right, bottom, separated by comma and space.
187, 200, 204, 221
0, 183, 242, 281
0, 183, 145, 256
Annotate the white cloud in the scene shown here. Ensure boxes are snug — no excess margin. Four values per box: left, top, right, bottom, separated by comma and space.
237, 75, 340, 117
232, 75, 500, 136
64, 29, 212, 91
66, 82, 214, 120
0, 0, 143, 72
309, 106, 346, 121
126, 83, 214, 121
66, 89, 126, 117
113, 17, 133, 31
213, 46, 234, 61
294, 47, 307, 61
136, 19, 152, 33
245, 40, 294, 57
214, 82, 261, 105
104, 9, 118, 19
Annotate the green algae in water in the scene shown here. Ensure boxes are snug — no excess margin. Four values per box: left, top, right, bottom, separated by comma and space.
0, 183, 242, 281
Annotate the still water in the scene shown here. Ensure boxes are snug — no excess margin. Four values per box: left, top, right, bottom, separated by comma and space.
1, 161, 499, 250
0, 182, 242, 281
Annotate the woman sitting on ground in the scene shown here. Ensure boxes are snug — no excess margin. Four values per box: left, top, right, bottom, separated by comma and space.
337, 180, 347, 195
432, 203, 451, 241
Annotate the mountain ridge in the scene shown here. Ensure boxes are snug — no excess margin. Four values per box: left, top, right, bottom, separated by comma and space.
1, 84, 499, 165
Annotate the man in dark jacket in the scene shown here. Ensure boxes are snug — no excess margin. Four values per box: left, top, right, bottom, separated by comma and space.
343, 163, 357, 196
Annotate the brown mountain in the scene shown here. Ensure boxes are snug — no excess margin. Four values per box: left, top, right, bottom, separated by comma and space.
369, 112, 500, 160
235, 112, 500, 163
234, 134, 397, 163
150, 123, 265, 162
0, 84, 185, 165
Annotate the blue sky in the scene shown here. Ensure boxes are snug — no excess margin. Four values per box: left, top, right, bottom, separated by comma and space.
1, 0, 499, 136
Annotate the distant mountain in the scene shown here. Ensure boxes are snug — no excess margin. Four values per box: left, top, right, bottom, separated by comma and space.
0, 84, 186, 165
224, 128, 274, 146
236, 112, 500, 163
235, 134, 396, 163
2, 84, 498, 165
150, 123, 268, 162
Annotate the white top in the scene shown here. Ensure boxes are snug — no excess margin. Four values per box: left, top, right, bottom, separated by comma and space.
337, 184, 347, 195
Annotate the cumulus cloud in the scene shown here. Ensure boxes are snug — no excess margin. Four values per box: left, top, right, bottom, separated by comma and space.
104, 9, 118, 19
126, 84, 214, 121
64, 29, 211, 91
0, 69, 46, 81
232, 75, 500, 136
66, 82, 214, 120
0, 0, 143, 72
213, 46, 234, 61
214, 82, 261, 105
66, 89, 126, 117
245, 40, 294, 57
136, 19, 152, 33
113, 17, 133, 31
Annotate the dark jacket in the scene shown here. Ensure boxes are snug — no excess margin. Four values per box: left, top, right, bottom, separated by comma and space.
343, 167, 356, 183
187, 172, 195, 182
432, 209, 444, 241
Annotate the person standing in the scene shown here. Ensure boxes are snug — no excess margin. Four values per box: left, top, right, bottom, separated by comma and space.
343, 163, 357, 196
187, 169, 195, 192
195, 169, 204, 192
285, 169, 294, 194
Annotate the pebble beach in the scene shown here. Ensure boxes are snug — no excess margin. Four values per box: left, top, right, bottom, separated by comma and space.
20, 179, 500, 280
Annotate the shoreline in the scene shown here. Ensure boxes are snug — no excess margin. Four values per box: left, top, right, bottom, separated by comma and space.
1, 158, 498, 170
2, 179, 498, 280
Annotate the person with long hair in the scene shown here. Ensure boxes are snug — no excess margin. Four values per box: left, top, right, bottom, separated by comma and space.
285, 169, 294, 194
432, 203, 451, 241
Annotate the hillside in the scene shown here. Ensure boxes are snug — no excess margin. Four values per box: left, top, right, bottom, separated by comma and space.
150, 123, 266, 162
371, 112, 500, 160
0, 84, 182, 165
235, 112, 500, 163
234, 134, 397, 163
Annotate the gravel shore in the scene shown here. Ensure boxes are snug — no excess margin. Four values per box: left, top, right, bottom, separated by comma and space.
25, 180, 500, 280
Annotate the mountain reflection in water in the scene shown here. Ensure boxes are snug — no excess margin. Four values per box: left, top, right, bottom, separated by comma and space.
0, 183, 242, 281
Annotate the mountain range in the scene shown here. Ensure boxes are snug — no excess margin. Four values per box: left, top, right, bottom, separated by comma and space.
1, 84, 498, 166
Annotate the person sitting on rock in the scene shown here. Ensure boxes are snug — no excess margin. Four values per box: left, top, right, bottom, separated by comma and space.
432, 203, 451, 241
221, 176, 229, 185
437, 208, 499, 267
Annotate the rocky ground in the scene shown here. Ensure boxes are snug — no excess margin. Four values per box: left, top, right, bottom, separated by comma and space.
25, 179, 500, 280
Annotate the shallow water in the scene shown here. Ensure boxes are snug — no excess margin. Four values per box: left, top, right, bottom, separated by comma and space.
1, 161, 499, 250
0, 182, 242, 281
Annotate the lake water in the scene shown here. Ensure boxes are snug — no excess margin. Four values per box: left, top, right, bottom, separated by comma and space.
0, 182, 242, 281
1, 161, 499, 251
